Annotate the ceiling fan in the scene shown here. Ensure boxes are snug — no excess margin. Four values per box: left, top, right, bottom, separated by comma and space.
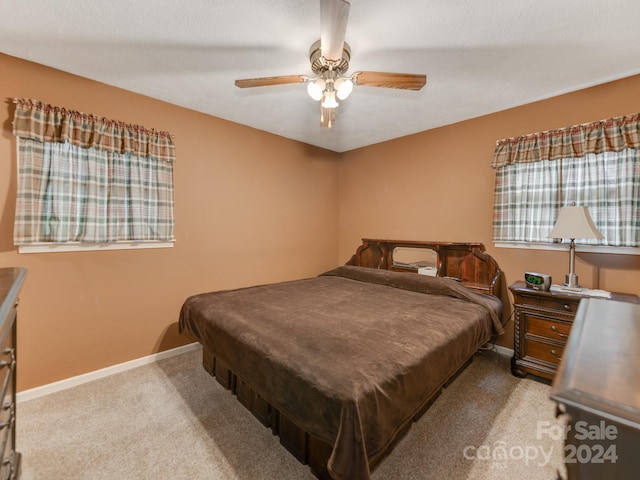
234, 0, 427, 128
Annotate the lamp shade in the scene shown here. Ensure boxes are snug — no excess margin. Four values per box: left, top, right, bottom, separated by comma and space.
548, 206, 604, 240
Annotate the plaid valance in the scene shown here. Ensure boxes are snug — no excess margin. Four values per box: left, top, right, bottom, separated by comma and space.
12, 98, 176, 163
491, 113, 640, 168
12, 99, 175, 245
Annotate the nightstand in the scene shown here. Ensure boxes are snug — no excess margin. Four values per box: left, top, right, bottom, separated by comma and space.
508, 281, 638, 381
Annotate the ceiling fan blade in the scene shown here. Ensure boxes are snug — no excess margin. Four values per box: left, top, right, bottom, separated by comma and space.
320, 0, 350, 61
235, 75, 307, 88
352, 71, 427, 91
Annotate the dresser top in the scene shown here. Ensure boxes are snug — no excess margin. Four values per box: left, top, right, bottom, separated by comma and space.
550, 298, 640, 431
0, 268, 28, 324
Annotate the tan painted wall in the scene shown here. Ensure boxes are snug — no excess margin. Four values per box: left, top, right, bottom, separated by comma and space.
338, 74, 640, 348
0, 54, 340, 390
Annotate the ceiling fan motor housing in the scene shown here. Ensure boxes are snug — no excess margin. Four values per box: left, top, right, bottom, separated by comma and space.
309, 39, 351, 75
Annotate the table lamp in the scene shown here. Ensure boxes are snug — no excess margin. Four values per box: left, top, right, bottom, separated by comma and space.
548, 206, 603, 289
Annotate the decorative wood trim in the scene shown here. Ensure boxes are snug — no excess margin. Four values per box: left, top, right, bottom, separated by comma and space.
348, 238, 501, 297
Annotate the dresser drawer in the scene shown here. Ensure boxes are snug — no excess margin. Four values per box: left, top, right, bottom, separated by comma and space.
519, 294, 580, 314
1, 268, 27, 480
0, 401, 15, 445
0, 450, 19, 480
526, 316, 571, 342
525, 339, 565, 366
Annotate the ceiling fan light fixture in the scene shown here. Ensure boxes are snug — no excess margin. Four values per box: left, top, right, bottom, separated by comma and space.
321, 89, 339, 109
334, 76, 353, 100
233, 2, 427, 130
307, 78, 326, 101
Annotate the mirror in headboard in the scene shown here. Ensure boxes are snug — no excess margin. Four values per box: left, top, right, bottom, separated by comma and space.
392, 247, 438, 270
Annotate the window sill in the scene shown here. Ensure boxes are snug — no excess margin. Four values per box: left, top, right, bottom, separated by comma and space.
494, 242, 640, 256
18, 241, 174, 254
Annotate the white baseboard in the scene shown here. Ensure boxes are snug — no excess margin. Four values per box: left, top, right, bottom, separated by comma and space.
17, 342, 201, 403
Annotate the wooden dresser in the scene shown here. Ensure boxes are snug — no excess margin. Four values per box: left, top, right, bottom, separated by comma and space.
0, 268, 27, 480
509, 281, 637, 381
550, 298, 640, 480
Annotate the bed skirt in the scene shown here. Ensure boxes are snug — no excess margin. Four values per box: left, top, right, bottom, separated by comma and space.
200, 345, 474, 479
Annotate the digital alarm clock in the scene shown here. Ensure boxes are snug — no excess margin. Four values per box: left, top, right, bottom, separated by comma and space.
524, 272, 552, 291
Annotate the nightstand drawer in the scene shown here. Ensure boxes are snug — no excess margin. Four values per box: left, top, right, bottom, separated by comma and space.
526, 316, 571, 342
519, 294, 580, 314
525, 339, 564, 366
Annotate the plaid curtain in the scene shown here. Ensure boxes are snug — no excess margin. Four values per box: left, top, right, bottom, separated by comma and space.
492, 113, 640, 168
12, 99, 175, 245
493, 150, 640, 247
492, 113, 640, 248
493, 159, 560, 243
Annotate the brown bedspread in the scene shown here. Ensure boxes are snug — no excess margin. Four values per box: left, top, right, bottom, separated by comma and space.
179, 266, 503, 480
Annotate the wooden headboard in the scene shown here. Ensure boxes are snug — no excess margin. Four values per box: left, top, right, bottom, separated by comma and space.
347, 238, 501, 297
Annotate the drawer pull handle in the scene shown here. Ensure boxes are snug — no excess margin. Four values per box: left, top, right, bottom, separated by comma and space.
550, 349, 562, 360
550, 325, 568, 338
0, 414, 14, 431
0, 348, 15, 369
563, 303, 572, 311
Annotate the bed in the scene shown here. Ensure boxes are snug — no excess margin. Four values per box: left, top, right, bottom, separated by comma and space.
178, 239, 505, 480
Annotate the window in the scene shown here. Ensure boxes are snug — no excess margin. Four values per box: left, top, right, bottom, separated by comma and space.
491, 113, 640, 250
12, 99, 176, 253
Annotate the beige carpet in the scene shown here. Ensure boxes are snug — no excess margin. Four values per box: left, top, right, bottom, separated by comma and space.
17, 347, 566, 479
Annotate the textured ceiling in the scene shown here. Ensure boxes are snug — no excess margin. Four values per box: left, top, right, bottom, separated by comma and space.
1, 0, 640, 152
